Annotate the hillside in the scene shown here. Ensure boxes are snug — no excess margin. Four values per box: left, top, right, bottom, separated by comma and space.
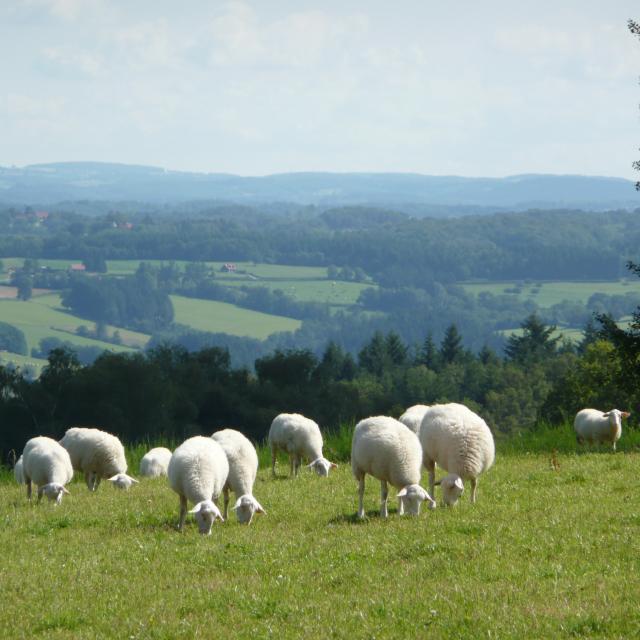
0, 162, 637, 211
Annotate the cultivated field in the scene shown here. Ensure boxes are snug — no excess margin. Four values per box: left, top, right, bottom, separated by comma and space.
2, 430, 640, 639
461, 279, 640, 308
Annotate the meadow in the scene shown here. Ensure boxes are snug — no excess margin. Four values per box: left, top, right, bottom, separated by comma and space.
2, 426, 640, 639
461, 279, 640, 308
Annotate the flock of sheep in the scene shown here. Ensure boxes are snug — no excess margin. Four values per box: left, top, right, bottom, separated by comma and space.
10, 403, 630, 533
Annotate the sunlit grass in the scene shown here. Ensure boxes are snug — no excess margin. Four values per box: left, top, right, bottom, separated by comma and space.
2, 431, 640, 639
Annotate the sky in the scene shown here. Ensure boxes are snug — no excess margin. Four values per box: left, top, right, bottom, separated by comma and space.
0, 0, 639, 178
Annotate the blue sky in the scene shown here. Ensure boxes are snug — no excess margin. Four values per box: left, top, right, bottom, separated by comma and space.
1, 0, 638, 177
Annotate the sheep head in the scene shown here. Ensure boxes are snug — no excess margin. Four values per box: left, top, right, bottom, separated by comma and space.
189, 500, 223, 535
232, 494, 266, 525
396, 484, 436, 515
307, 457, 338, 477
108, 473, 139, 490
438, 474, 465, 506
38, 483, 70, 505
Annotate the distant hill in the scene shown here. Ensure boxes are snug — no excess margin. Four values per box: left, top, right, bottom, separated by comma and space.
0, 162, 638, 212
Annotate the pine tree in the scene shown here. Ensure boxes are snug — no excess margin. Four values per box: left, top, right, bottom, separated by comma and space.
440, 324, 463, 364
418, 332, 438, 369
504, 314, 559, 363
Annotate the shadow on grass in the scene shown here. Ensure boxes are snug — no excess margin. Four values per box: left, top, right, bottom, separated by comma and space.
328, 508, 402, 525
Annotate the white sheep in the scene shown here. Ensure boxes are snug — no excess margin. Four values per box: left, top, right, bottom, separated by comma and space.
21, 436, 73, 504
139, 447, 173, 478
351, 416, 435, 519
398, 404, 430, 434
108, 473, 139, 490
211, 429, 266, 525
268, 413, 337, 478
419, 403, 495, 505
59, 426, 136, 491
14, 455, 25, 484
574, 408, 630, 451
168, 436, 229, 534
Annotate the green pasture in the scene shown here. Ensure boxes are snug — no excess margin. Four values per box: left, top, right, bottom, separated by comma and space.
0, 293, 143, 354
461, 279, 640, 308
2, 430, 640, 639
170, 295, 302, 339
0, 351, 48, 376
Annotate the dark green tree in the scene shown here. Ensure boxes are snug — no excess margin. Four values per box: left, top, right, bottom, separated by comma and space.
505, 314, 559, 364
385, 332, 408, 366
417, 332, 439, 369
440, 324, 463, 364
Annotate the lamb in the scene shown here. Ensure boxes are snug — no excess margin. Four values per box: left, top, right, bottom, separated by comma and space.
14, 455, 25, 484
139, 447, 173, 478
574, 408, 630, 451
211, 429, 265, 525
398, 404, 430, 434
268, 413, 337, 478
419, 403, 495, 505
21, 436, 73, 504
59, 426, 136, 491
351, 416, 435, 519
168, 436, 229, 534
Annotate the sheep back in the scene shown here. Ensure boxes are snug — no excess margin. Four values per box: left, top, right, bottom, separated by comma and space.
211, 429, 258, 496
268, 413, 323, 461
168, 436, 229, 505
140, 447, 173, 478
351, 416, 423, 489
60, 427, 127, 478
398, 404, 430, 434
420, 403, 495, 479
22, 436, 73, 487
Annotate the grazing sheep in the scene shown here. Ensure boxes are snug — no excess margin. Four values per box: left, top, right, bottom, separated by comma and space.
108, 473, 139, 490
211, 429, 266, 525
139, 447, 172, 478
351, 416, 435, 519
22, 436, 73, 504
59, 427, 135, 492
268, 413, 337, 478
168, 436, 229, 535
398, 404, 430, 434
14, 455, 25, 484
574, 408, 630, 451
420, 403, 495, 505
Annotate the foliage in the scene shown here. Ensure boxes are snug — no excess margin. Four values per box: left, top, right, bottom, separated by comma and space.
0, 321, 28, 355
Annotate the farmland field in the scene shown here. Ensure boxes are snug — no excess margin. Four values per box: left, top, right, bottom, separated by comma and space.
170, 295, 302, 338
461, 279, 640, 307
2, 431, 640, 639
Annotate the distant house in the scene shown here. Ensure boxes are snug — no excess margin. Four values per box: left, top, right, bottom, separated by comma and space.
112, 221, 134, 230
221, 263, 236, 273
34, 211, 49, 220
69, 263, 86, 272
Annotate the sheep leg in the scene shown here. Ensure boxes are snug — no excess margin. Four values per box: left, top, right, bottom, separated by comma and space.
223, 487, 230, 521
84, 471, 93, 491
26, 479, 32, 501
380, 480, 388, 518
398, 492, 404, 516
289, 455, 295, 477
93, 475, 101, 491
271, 447, 277, 477
357, 476, 366, 519
470, 478, 478, 503
178, 495, 187, 531
425, 458, 436, 500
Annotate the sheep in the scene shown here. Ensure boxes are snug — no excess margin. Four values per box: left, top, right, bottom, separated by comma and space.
574, 408, 630, 451
398, 404, 430, 434
168, 436, 229, 535
59, 426, 136, 491
108, 473, 139, 490
139, 447, 173, 478
14, 455, 25, 484
21, 436, 73, 505
211, 429, 266, 525
419, 403, 495, 505
351, 416, 435, 519
268, 413, 337, 478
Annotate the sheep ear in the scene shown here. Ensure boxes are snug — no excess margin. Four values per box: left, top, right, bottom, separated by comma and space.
254, 500, 267, 515
62, 487, 71, 495
130, 476, 139, 484
455, 478, 464, 490
330, 462, 338, 469
107, 475, 118, 482
189, 504, 202, 514
396, 488, 408, 498
622, 411, 631, 418
231, 497, 243, 511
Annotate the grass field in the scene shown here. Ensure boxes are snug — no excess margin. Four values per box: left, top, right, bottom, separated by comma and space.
2, 426, 640, 639
461, 279, 640, 308
170, 295, 302, 339
0, 294, 142, 354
